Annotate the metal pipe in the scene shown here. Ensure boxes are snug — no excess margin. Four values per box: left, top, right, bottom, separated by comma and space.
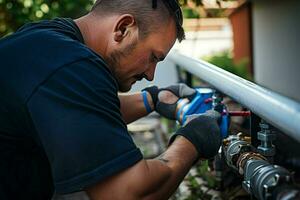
222, 136, 299, 200
167, 52, 300, 143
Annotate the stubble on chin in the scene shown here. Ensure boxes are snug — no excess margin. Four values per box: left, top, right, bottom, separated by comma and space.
104, 39, 139, 92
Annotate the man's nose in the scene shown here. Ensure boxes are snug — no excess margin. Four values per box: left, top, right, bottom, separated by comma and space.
144, 64, 157, 81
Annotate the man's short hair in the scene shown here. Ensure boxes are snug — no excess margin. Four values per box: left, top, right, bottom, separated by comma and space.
90, 0, 185, 42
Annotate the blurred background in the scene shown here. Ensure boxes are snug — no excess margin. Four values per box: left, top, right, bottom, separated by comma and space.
0, 0, 250, 81
1, 0, 300, 200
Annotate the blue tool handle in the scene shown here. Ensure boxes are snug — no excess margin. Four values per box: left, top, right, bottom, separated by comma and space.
175, 87, 229, 138
177, 88, 214, 124
220, 112, 229, 138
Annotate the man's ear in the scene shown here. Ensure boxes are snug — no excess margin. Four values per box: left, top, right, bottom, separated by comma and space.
113, 14, 137, 42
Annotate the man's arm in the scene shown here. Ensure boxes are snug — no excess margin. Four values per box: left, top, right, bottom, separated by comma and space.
119, 84, 196, 124
119, 92, 154, 124
86, 111, 222, 200
86, 136, 198, 200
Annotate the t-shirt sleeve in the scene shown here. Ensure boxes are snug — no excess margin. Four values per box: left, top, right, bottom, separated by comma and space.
26, 57, 143, 194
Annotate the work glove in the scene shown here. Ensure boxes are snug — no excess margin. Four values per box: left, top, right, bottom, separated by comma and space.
142, 83, 196, 119
169, 110, 222, 160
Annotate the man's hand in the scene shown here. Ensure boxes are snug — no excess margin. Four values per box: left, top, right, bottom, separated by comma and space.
143, 83, 196, 119
169, 110, 222, 159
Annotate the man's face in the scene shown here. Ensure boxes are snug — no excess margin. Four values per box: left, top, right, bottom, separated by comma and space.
106, 20, 177, 92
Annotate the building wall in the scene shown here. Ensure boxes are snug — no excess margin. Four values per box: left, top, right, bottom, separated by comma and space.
252, 0, 300, 102
173, 18, 233, 59
229, 2, 253, 75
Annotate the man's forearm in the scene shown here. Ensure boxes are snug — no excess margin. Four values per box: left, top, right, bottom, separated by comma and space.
141, 136, 198, 199
119, 92, 154, 124
86, 136, 198, 200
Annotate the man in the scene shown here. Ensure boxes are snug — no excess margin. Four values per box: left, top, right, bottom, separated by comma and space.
0, 0, 222, 199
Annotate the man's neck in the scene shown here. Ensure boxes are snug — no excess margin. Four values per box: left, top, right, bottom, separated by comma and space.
74, 13, 109, 58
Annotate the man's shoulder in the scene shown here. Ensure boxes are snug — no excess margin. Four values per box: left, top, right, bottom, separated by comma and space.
11, 18, 89, 59
0, 17, 114, 106
17, 18, 84, 42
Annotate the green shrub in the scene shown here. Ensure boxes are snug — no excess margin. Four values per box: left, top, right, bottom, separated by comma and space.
0, 0, 94, 38
203, 50, 252, 80
183, 7, 200, 19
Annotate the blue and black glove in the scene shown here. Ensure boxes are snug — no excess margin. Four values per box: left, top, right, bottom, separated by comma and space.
169, 110, 222, 159
142, 83, 196, 119
143, 84, 230, 138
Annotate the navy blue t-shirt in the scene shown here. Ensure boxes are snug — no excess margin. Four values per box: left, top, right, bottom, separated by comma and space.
0, 18, 143, 199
